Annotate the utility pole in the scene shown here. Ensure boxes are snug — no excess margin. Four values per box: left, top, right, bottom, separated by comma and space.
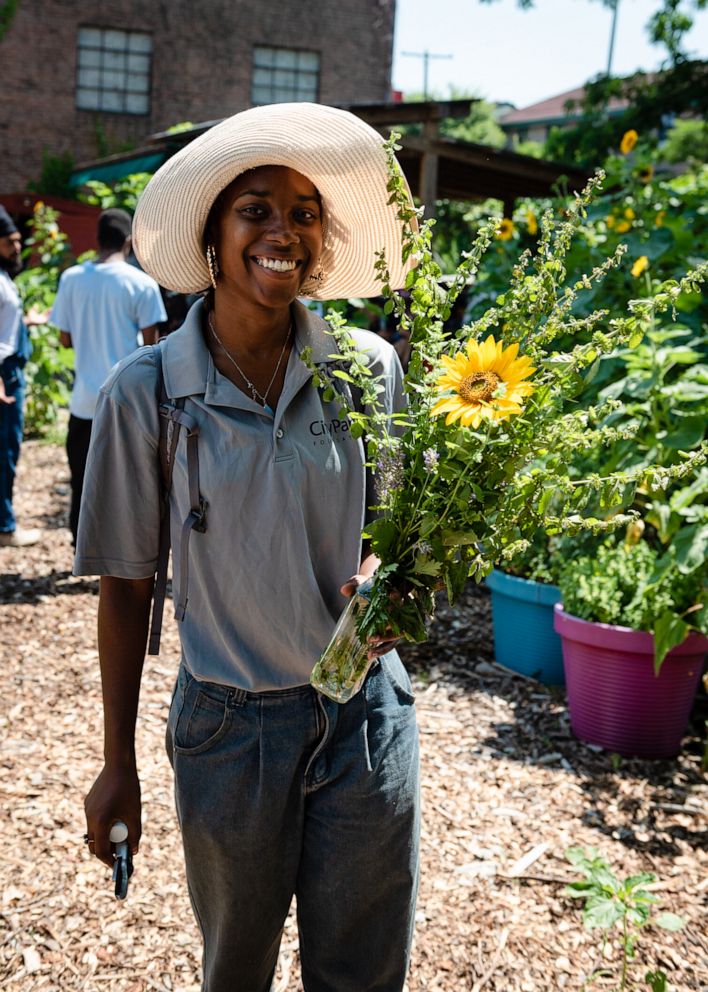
401, 50, 453, 100
606, 0, 620, 76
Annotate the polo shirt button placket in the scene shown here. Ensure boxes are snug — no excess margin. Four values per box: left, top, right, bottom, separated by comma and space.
273, 421, 293, 462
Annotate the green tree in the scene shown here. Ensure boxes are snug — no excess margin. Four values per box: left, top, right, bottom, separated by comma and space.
478, 1, 708, 167
657, 117, 708, 163
543, 59, 708, 166
403, 88, 506, 148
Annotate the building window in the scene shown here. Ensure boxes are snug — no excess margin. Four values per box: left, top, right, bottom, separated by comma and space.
251, 46, 319, 105
76, 27, 152, 115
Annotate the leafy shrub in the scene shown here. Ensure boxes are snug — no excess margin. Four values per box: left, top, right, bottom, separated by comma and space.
78, 173, 152, 212
558, 537, 706, 670
559, 538, 700, 630
460, 149, 706, 613
15, 202, 75, 436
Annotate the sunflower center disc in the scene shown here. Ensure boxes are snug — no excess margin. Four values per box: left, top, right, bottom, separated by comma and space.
459, 371, 500, 404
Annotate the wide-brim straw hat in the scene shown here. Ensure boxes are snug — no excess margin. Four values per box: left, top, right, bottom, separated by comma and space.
132, 102, 417, 299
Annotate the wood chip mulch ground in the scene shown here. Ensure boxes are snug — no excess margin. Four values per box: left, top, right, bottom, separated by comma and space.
2, 441, 707, 992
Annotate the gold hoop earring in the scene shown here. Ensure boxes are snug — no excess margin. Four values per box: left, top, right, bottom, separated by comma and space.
206, 244, 219, 289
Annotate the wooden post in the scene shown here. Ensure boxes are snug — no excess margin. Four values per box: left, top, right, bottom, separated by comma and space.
420, 119, 439, 220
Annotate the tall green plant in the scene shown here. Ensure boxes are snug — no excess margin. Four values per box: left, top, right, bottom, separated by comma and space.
303, 141, 706, 652
470, 155, 706, 611
15, 202, 74, 436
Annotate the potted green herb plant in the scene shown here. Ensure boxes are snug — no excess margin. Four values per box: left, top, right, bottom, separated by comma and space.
486, 531, 566, 685
554, 531, 707, 759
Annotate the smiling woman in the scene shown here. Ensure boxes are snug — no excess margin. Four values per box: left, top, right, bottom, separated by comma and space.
198, 165, 325, 411
75, 103, 422, 992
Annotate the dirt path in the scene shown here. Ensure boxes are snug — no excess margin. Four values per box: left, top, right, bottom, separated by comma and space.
1, 442, 706, 992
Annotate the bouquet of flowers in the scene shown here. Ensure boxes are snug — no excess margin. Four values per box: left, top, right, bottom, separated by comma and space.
308, 138, 707, 703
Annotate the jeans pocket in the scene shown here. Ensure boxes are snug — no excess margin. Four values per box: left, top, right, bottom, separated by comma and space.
379, 652, 416, 705
165, 675, 181, 766
173, 675, 231, 755
1, 369, 19, 392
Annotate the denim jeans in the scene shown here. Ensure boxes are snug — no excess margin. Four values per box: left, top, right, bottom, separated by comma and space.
0, 357, 25, 533
166, 654, 420, 992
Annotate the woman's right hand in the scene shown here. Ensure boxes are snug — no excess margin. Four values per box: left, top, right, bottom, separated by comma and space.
84, 762, 141, 868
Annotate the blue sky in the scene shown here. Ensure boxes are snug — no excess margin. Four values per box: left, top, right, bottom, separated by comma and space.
392, 0, 708, 107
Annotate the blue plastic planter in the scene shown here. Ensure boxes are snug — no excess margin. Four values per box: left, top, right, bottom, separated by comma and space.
486, 569, 564, 685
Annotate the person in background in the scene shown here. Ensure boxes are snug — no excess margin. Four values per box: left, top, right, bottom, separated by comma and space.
50, 209, 166, 545
0, 205, 40, 548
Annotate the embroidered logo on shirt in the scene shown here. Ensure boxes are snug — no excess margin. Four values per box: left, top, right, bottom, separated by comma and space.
309, 417, 353, 443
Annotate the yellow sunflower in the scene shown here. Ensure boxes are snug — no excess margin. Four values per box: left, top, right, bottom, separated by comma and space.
526, 210, 538, 236
631, 255, 649, 278
615, 219, 631, 234
430, 335, 535, 429
637, 164, 654, 184
496, 218, 514, 240
620, 129, 638, 154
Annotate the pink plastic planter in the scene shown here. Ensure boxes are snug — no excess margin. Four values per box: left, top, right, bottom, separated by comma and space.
554, 605, 707, 759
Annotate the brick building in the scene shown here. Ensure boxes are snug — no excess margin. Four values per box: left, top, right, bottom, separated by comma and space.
0, 0, 396, 191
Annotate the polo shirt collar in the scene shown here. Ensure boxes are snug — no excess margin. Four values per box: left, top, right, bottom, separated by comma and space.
161, 297, 342, 401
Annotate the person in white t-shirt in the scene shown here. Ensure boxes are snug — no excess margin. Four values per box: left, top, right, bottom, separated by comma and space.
51, 209, 166, 545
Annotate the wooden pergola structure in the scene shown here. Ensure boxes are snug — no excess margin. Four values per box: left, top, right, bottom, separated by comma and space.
69, 100, 590, 218
342, 100, 590, 218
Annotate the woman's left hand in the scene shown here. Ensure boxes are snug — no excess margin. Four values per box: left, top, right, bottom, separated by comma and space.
340, 554, 401, 660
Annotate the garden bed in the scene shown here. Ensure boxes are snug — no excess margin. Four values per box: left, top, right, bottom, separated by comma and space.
1, 441, 706, 991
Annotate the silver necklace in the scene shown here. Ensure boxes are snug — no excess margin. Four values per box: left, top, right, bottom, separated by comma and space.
208, 310, 292, 415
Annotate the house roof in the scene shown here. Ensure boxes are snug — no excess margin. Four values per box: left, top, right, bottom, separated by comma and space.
500, 85, 628, 127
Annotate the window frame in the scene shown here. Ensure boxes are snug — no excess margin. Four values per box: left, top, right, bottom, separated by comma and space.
75, 25, 153, 116
250, 45, 320, 106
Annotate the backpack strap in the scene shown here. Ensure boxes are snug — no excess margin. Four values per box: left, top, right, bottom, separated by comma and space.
171, 406, 208, 621
147, 344, 208, 653
148, 343, 182, 655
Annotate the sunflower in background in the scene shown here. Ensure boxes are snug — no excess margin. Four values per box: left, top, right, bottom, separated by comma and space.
636, 164, 654, 184
496, 218, 514, 240
631, 256, 649, 278
620, 129, 638, 154
431, 335, 535, 428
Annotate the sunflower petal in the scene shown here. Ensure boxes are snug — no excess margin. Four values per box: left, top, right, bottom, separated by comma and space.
431, 396, 463, 417
463, 343, 481, 372
460, 404, 483, 426
495, 342, 520, 373
480, 335, 498, 368
437, 372, 463, 389
445, 406, 465, 426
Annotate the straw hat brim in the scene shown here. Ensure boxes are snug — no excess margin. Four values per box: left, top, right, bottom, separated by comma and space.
132, 103, 417, 299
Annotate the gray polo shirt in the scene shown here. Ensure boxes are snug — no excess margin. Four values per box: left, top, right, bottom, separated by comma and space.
74, 299, 404, 691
